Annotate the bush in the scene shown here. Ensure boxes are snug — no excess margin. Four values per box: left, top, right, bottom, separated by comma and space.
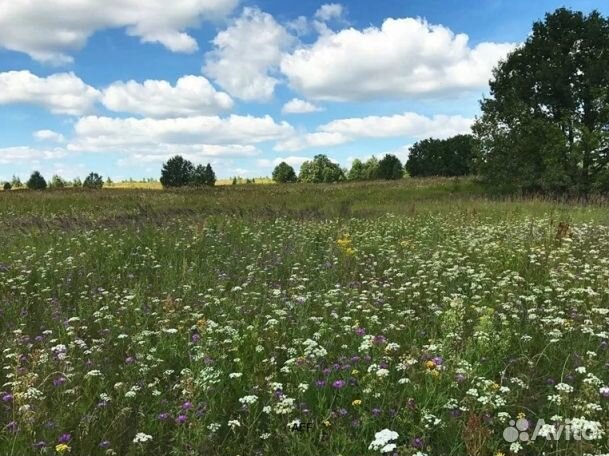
27, 171, 47, 190
83, 173, 104, 189
272, 162, 297, 183
3, 182, 11, 191
160, 156, 195, 188
377, 154, 404, 180
49, 175, 67, 189
406, 135, 477, 177
191, 164, 216, 187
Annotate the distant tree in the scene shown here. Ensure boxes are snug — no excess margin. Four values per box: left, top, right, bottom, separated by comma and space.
299, 154, 345, 183
106, 177, 113, 187
83, 173, 104, 189
232, 177, 238, 185
406, 135, 477, 177
160, 155, 194, 188
72, 177, 82, 188
3, 182, 11, 191
49, 175, 67, 189
10, 175, 23, 188
377, 154, 404, 180
191, 165, 207, 187
27, 171, 47, 190
348, 159, 366, 181
474, 8, 609, 194
203, 164, 216, 187
272, 162, 297, 183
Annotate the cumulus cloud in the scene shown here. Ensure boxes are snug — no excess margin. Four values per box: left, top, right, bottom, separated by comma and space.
275, 112, 473, 152
204, 8, 294, 101
315, 4, 345, 22
257, 156, 309, 168
281, 17, 516, 101
0, 146, 68, 165
0, 0, 239, 63
34, 130, 66, 143
0, 71, 100, 115
101, 76, 233, 118
281, 98, 322, 114
69, 115, 294, 152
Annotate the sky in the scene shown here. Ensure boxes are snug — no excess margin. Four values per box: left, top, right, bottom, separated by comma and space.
0, 0, 607, 181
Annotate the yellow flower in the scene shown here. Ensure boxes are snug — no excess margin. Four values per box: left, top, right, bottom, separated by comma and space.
55, 444, 71, 454
352, 399, 362, 406
491, 382, 500, 391
517, 412, 526, 419
425, 360, 436, 370
431, 369, 440, 378
495, 452, 505, 456
351, 369, 359, 376
323, 420, 331, 427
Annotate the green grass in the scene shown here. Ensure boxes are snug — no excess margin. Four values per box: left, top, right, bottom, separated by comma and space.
1, 178, 609, 455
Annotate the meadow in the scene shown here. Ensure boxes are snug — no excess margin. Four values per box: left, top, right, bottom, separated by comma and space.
1, 178, 609, 456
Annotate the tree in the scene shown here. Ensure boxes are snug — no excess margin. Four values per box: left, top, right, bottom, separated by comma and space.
49, 175, 67, 189
3, 182, 11, 191
84, 172, 104, 189
160, 155, 194, 188
106, 177, 113, 187
348, 159, 365, 181
406, 135, 477, 177
299, 155, 345, 183
202, 164, 216, 187
10, 176, 23, 188
377, 154, 404, 180
474, 8, 609, 194
272, 162, 297, 183
72, 177, 82, 188
27, 171, 47, 190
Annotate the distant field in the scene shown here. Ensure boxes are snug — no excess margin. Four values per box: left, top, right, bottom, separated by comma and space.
109, 178, 274, 189
1, 178, 609, 455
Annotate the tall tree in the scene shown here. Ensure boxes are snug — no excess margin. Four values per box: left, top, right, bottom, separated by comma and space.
272, 162, 297, 183
160, 156, 194, 188
26, 171, 47, 190
377, 154, 404, 180
474, 8, 609, 194
406, 135, 477, 177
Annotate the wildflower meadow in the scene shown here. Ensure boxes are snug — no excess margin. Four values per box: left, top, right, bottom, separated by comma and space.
1, 179, 609, 456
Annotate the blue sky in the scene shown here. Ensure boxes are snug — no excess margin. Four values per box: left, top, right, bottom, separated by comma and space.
1, 0, 607, 181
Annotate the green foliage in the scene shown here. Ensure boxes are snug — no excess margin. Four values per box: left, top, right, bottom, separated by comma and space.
26, 171, 47, 190
377, 154, 404, 180
72, 177, 82, 188
49, 174, 67, 189
348, 157, 380, 181
191, 164, 217, 187
3, 182, 11, 191
474, 8, 609, 194
83, 172, 104, 189
10, 175, 23, 188
299, 154, 345, 183
406, 135, 477, 177
272, 162, 297, 183
160, 155, 195, 188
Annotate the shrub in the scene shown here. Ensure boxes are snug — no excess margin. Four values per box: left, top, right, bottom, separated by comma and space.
299, 155, 345, 183
3, 182, 11, 191
377, 154, 404, 180
160, 156, 195, 188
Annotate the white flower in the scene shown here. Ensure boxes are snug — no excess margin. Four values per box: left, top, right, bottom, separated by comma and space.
239, 395, 258, 405
369, 429, 399, 453
133, 432, 153, 443
376, 368, 390, 378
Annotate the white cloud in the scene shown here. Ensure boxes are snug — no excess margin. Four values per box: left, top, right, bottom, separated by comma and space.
275, 112, 473, 151
0, 0, 239, 63
0, 146, 68, 165
0, 71, 100, 115
281, 17, 515, 101
281, 98, 322, 114
315, 4, 344, 22
69, 114, 294, 152
204, 8, 294, 101
102, 76, 233, 117
257, 156, 309, 168
117, 144, 260, 166
275, 132, 349, 152
34, 130, 66, 143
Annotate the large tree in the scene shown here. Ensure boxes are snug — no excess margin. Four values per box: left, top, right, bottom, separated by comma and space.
406, 135, 477, 177
377, 154, 404, 180
272, 162, 297, 183
160, 156, 195, 188
299, 155, 345, 183
26, 171, 47, 190
474, 8, 609, 194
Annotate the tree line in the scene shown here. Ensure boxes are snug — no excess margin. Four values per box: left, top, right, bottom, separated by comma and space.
2, 172, 105, 191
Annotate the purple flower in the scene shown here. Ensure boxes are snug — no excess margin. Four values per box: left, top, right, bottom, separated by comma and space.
182, 401, 193, 410
2, 393, 13, 402
411, 437, 424, 449
158, 412, 170, 421
99, 441, 111, 449
125, 357, 135, 364
58, 433, 71, 444
315, 380, 326, 388
176, 415, 188, 425
354, 327, 366, 336
332, 379, 346, 389
33, 441, 47, 449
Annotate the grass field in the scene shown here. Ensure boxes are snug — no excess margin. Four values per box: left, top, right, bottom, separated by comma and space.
1, 178, 609, 455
